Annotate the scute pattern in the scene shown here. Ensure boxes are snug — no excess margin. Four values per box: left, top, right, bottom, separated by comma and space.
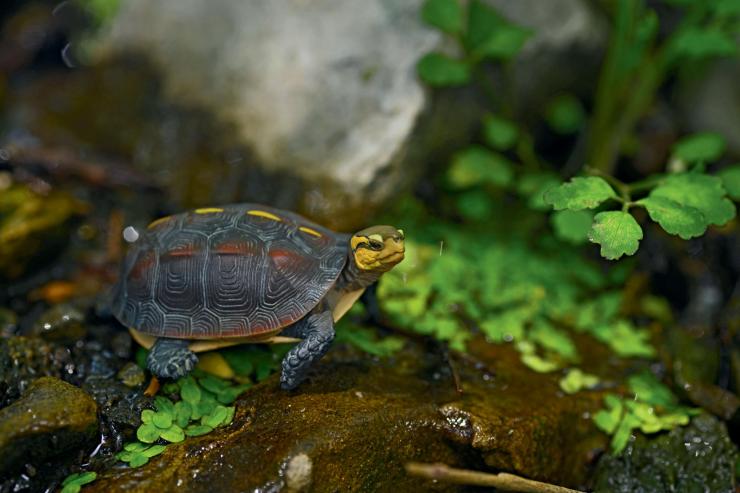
112, 204, 348, 338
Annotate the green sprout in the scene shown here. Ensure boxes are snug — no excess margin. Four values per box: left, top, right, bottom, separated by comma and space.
118, 371, 241, 469
593, 372, 700, 454
61, 472, 97, 493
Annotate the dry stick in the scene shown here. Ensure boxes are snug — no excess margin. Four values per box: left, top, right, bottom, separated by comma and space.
405, 463, 585, 493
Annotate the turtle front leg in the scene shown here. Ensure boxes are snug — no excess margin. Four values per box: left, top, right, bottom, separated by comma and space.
147, 337, 198, 380
280, 311, 335, 390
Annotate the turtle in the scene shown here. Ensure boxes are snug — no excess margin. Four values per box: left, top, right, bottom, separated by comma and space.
111, 204, 405, 390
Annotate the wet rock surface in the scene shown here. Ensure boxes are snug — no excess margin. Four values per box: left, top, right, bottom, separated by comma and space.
593, 414, 738, 493
87, 341, 606, 492
0, 377, 98, 475
0, 336, 72, 407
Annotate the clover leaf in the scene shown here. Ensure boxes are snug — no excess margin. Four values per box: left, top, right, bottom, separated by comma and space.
421, 0, 463, 35
671, 132, 726, 163
559, 369, 600, 394
637, 196, 706, 239
717, 165, 740, 200
417, 53, 471, 87
649, 173, 735, 226
544, 177, 617, 211
180, 376, 202, 404
61, 472, 97, 493
588, 211, 643, 260
464, 0, 530, 60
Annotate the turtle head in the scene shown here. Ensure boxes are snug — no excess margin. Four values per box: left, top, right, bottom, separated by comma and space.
350, 226, 405, 272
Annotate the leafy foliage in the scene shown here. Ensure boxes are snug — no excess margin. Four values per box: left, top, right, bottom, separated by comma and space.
648, 173, 736, 227
482, 115, 519, 151
335, 324, 405, 357
588, 211, 643, 260
718, 165, 740, 200
638, 197, 706, 239
421, 0, 464, 35
61, 472, 97, 493
543, 165, 737, 260
545, 94, 585, 135
417, 0, 739, 262
464, 0, 531, 60
594, 372, 700, 454
671, 133, 727, 164
417, 53, 470, 86
376, 211, 658, 368
118, 370, 241, 468
220, 345, 288, 382
544, 177, 617, 211
559, 369, 599, 394
417, 0, 531, 89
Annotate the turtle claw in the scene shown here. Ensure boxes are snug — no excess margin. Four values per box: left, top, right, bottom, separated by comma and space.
147, 338, 198, 380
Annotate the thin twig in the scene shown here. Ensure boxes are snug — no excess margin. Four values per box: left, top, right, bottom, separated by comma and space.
405, 462, 585, 493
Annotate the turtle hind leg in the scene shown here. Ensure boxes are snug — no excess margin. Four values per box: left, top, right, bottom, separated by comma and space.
147, 338, 198, 380
280, 311, 335, 390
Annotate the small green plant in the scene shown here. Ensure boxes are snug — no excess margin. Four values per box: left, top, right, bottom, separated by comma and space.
335, 322, 405, 357
559, 369, 600, 395
544, 155, 738, 260
377, 211, 656, 370
593, 372, 700, 454
118, 370, 241, 468
587, 0, 740, 174
60, 472, 96, 493
418, 0, 740, 261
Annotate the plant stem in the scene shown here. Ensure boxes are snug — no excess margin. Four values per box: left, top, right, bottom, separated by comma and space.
405, 462, 585, 493
587, 0, 639, 174
626, 173, 664, 194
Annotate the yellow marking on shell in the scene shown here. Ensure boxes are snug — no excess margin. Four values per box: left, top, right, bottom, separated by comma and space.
368, 234, 383, 243
147, 216, 171, 229
195, 207, 224, 214
247, 210, 282, 222
299, 226, 322, 238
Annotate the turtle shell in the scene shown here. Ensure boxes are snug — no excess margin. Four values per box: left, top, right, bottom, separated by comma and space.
111, 204, 349, 339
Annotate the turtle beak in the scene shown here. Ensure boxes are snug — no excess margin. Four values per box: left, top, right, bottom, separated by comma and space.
380, 236, 404, 265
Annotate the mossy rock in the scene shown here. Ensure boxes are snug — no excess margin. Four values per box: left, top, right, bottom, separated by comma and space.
0, 336, 71, 407
88, 341, 606, 492
593, 413, 738, 492
0, 377, 98, 475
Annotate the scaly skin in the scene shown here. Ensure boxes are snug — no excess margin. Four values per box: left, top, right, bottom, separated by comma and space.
279, 311, 335, 390
147, 338, 198, 379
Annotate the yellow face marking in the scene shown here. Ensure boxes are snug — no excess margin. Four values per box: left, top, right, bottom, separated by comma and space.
195, 207, 224, 214
299, 226, 322, 238
147, 216, 171, 229
247, 210, 282, 222
351, 235, 367, 251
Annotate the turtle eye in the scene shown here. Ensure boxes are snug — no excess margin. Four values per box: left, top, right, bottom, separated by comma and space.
368, 240, 384, 251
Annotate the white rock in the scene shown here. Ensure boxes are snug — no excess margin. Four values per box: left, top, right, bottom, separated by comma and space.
96, 0, 606, 223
